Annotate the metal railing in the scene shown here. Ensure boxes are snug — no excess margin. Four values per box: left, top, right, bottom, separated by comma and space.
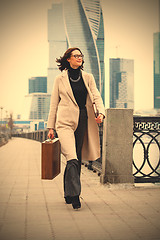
13, 130, 48, 143
12, 116, 160, 183
0, 131, 11, 147
133, 116, 160, 183
83, 117, 160, 183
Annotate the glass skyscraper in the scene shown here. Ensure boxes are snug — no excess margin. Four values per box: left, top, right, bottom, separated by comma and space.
48, 0, 105, 103
22, 93, 51, 121
110, 58, 134, 109
47, 1, 67, 94
22, 77, 50, 121
154, 32, 160, 109
29, 77, 47, 94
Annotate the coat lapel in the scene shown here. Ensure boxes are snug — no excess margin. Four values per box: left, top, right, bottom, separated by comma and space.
60, 70, 94, 106
81, 71, 94, 103
60, 70, 78, 106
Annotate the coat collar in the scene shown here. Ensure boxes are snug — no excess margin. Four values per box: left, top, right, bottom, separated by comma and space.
60, 70, 77, 106
60, 70, 94, 106
81, 71, 94, 103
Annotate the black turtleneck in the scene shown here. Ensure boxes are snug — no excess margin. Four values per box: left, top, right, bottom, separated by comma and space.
68, 66, 87, 109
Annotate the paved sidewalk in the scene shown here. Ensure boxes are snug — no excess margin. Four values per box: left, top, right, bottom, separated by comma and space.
0, 138, 160, 240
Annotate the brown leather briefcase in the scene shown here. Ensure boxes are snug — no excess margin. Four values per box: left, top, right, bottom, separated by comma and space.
41, 138, 61, 180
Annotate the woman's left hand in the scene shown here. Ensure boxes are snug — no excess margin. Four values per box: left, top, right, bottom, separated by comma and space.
95, 113, 104, 124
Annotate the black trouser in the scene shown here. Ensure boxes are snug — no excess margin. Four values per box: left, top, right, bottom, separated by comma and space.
64, 108, 88, 197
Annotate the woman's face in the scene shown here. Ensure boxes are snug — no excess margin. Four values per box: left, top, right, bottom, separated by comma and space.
67, 50, 83, 69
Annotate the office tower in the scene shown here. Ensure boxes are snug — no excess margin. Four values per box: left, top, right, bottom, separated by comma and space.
47, 0, 67, 94
110, 58, 134, 109
22, 77, 50, 121
29, 77, 47, 94
48, 0, 105, 103
154, 32, 160, 109
22, 93, 51, 121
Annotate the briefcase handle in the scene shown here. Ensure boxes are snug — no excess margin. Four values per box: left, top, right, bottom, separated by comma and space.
42, 137, 59, 143
45, 138, 54, 143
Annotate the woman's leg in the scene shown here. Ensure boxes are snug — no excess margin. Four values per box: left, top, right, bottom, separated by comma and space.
64, 108, 87, 208
64, 159, 81, 208
74, 108, 88, 175
64, 159, 81, 198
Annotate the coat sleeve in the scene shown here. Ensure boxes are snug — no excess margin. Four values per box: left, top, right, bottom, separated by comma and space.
47, 76, 60, 129
89, 74, 105, 117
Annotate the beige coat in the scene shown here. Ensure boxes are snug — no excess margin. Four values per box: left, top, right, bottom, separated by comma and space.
47, 70, 105, 161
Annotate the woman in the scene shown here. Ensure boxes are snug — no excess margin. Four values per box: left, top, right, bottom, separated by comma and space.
47, 47, 105, 210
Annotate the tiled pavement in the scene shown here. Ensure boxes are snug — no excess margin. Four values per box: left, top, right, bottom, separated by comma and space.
0, 137, 160, 240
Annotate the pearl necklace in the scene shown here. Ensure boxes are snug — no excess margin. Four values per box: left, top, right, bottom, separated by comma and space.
69, 75, 81, 82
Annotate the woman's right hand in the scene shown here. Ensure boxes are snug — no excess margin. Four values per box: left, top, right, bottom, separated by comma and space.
48, 128, 55, 139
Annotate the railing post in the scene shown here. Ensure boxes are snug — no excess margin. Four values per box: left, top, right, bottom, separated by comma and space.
43, 130, 46, 142
100, 108, 134, 184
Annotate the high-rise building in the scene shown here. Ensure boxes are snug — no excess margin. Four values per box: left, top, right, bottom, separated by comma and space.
47, 1, 67, 94
154, 32, 160, 109
48, 0, 105, 103
110, 58, 134, 109
22, 77, 50, 121
22, 93, 51, 121
29, 77, 47, 94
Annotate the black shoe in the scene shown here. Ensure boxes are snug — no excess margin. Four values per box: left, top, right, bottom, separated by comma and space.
64, 196, 72, 204
88, 161, 93, 170
72, 196, 81, 209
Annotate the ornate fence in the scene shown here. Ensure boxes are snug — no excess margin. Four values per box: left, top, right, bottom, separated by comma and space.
133, 117, 160, 183
12, 116, 160, 183
13, 130, 48, 143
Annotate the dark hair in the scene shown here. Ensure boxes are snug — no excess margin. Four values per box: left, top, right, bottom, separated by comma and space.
56, 47, 84, 71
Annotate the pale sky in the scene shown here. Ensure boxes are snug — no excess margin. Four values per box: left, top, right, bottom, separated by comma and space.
0, 0, 159, 119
